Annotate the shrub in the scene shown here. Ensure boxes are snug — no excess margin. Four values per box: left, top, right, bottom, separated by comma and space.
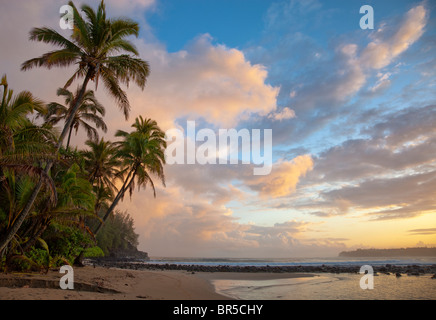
83, 246, 105, 258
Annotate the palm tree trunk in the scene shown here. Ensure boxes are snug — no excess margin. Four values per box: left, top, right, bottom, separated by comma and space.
58, 69, 93, 149
0, 69, 94, 256
0, 175, 45, 256
94, 166, 137, 235
66, 124, 74, 150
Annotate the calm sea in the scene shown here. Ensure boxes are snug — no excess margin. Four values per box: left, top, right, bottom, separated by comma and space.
148, 256, 436, 300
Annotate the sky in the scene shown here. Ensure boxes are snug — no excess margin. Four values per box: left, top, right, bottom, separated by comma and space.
1, 0, 436, 258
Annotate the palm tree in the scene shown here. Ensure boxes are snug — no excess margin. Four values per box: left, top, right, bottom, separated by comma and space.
82, 138, 122, 221
0, 74, 57, 203
94, 116, 166, 235
45, 87, 107, 150
21, 163, 95, 255
0, 0, 150, 255
21, 1, 149, 132
0, 74, 47, 155
82, 138, 121, 192
0, 75, 58, 256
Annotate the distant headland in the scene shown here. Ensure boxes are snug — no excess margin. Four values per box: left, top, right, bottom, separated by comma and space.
339, 247, 436, 257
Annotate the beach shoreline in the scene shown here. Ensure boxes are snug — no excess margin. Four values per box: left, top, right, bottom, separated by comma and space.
1, 260, 435, 300
85, 257, 436, 275
0, 265, 323, 300
0, 266, 227, 300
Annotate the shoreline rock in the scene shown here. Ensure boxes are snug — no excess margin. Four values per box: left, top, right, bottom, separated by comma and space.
85, 259, 436, 276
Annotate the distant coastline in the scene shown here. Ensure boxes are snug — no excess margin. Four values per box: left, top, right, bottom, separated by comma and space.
339, 247, 436, 257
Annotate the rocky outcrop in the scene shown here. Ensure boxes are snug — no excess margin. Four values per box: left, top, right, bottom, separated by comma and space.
108, 248, 150, 260
85, 260, 436, 277
104, 242, 150, 261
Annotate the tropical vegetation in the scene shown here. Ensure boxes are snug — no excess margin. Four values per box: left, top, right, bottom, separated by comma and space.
0, 0, 166, 272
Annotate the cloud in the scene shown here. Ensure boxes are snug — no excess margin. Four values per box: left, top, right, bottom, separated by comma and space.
106, 0, 155, 9
123, 185, 344, 257
368, 104, 436, 148
245, 155, 314, 199
408, 228, 436, 236
164, 153, 314, 205
118, 34, 280, 130
247, 4, 429, 149
295, 104, 436, 220
295, 4, 428, 112
268, 107, 296, 121
164, 163, 247, 206
369, 72, 392, 93
116, 152, 319, 257
323, 170, 436, 220
360, 5, 428, 69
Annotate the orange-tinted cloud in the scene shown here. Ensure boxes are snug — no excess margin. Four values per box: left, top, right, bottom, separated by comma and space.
360, 5, 427, 69
245, 155, 314, 199
116, 34, 280, 131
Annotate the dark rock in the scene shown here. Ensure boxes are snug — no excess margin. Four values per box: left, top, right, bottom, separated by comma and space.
83, 259, 436, 278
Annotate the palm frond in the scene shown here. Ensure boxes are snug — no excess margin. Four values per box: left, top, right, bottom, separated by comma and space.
1, 164, 57, 205
100, 67, 130, 119
69, 1, 92, 52
21, 50, 80, 71
28, 27, 81, 51
105, 55, 150, 90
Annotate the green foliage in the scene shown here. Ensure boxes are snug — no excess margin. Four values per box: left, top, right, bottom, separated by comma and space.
0, 76, 160, 271
96, 211, 139, 256
0, 1, 164, 272
43, 223, 93, 265
21, 242, 71, 271
83, 246, 105, 258
45, 87, 107, 149
8, 255, 40, 272
25, 247, 49, 269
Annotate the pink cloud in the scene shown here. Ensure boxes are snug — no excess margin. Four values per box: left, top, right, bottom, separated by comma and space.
360, 5, 427, 70
116, 34, 280, 130
244, 155, 314, 199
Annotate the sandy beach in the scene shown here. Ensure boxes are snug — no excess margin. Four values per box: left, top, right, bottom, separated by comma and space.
0, 266, 317, 300
0, 266, 221, 300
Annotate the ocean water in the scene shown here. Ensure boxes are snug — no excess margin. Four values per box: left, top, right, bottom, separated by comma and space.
148, 256, 436, 267
148, 256, 436, 300
211, 273, 436, 300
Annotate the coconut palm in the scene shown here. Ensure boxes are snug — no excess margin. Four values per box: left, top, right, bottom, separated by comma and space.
0, 75, 57, 205
45, 87, 107, 150
94, 116, 166, 235
0, 76, 58, 256
82, 138, 122, 221
0, 74, 48, 155
82, 138, 121, 192
21, 1, 149, 133
21, 163, 95, 255
0, 0, 150, 255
